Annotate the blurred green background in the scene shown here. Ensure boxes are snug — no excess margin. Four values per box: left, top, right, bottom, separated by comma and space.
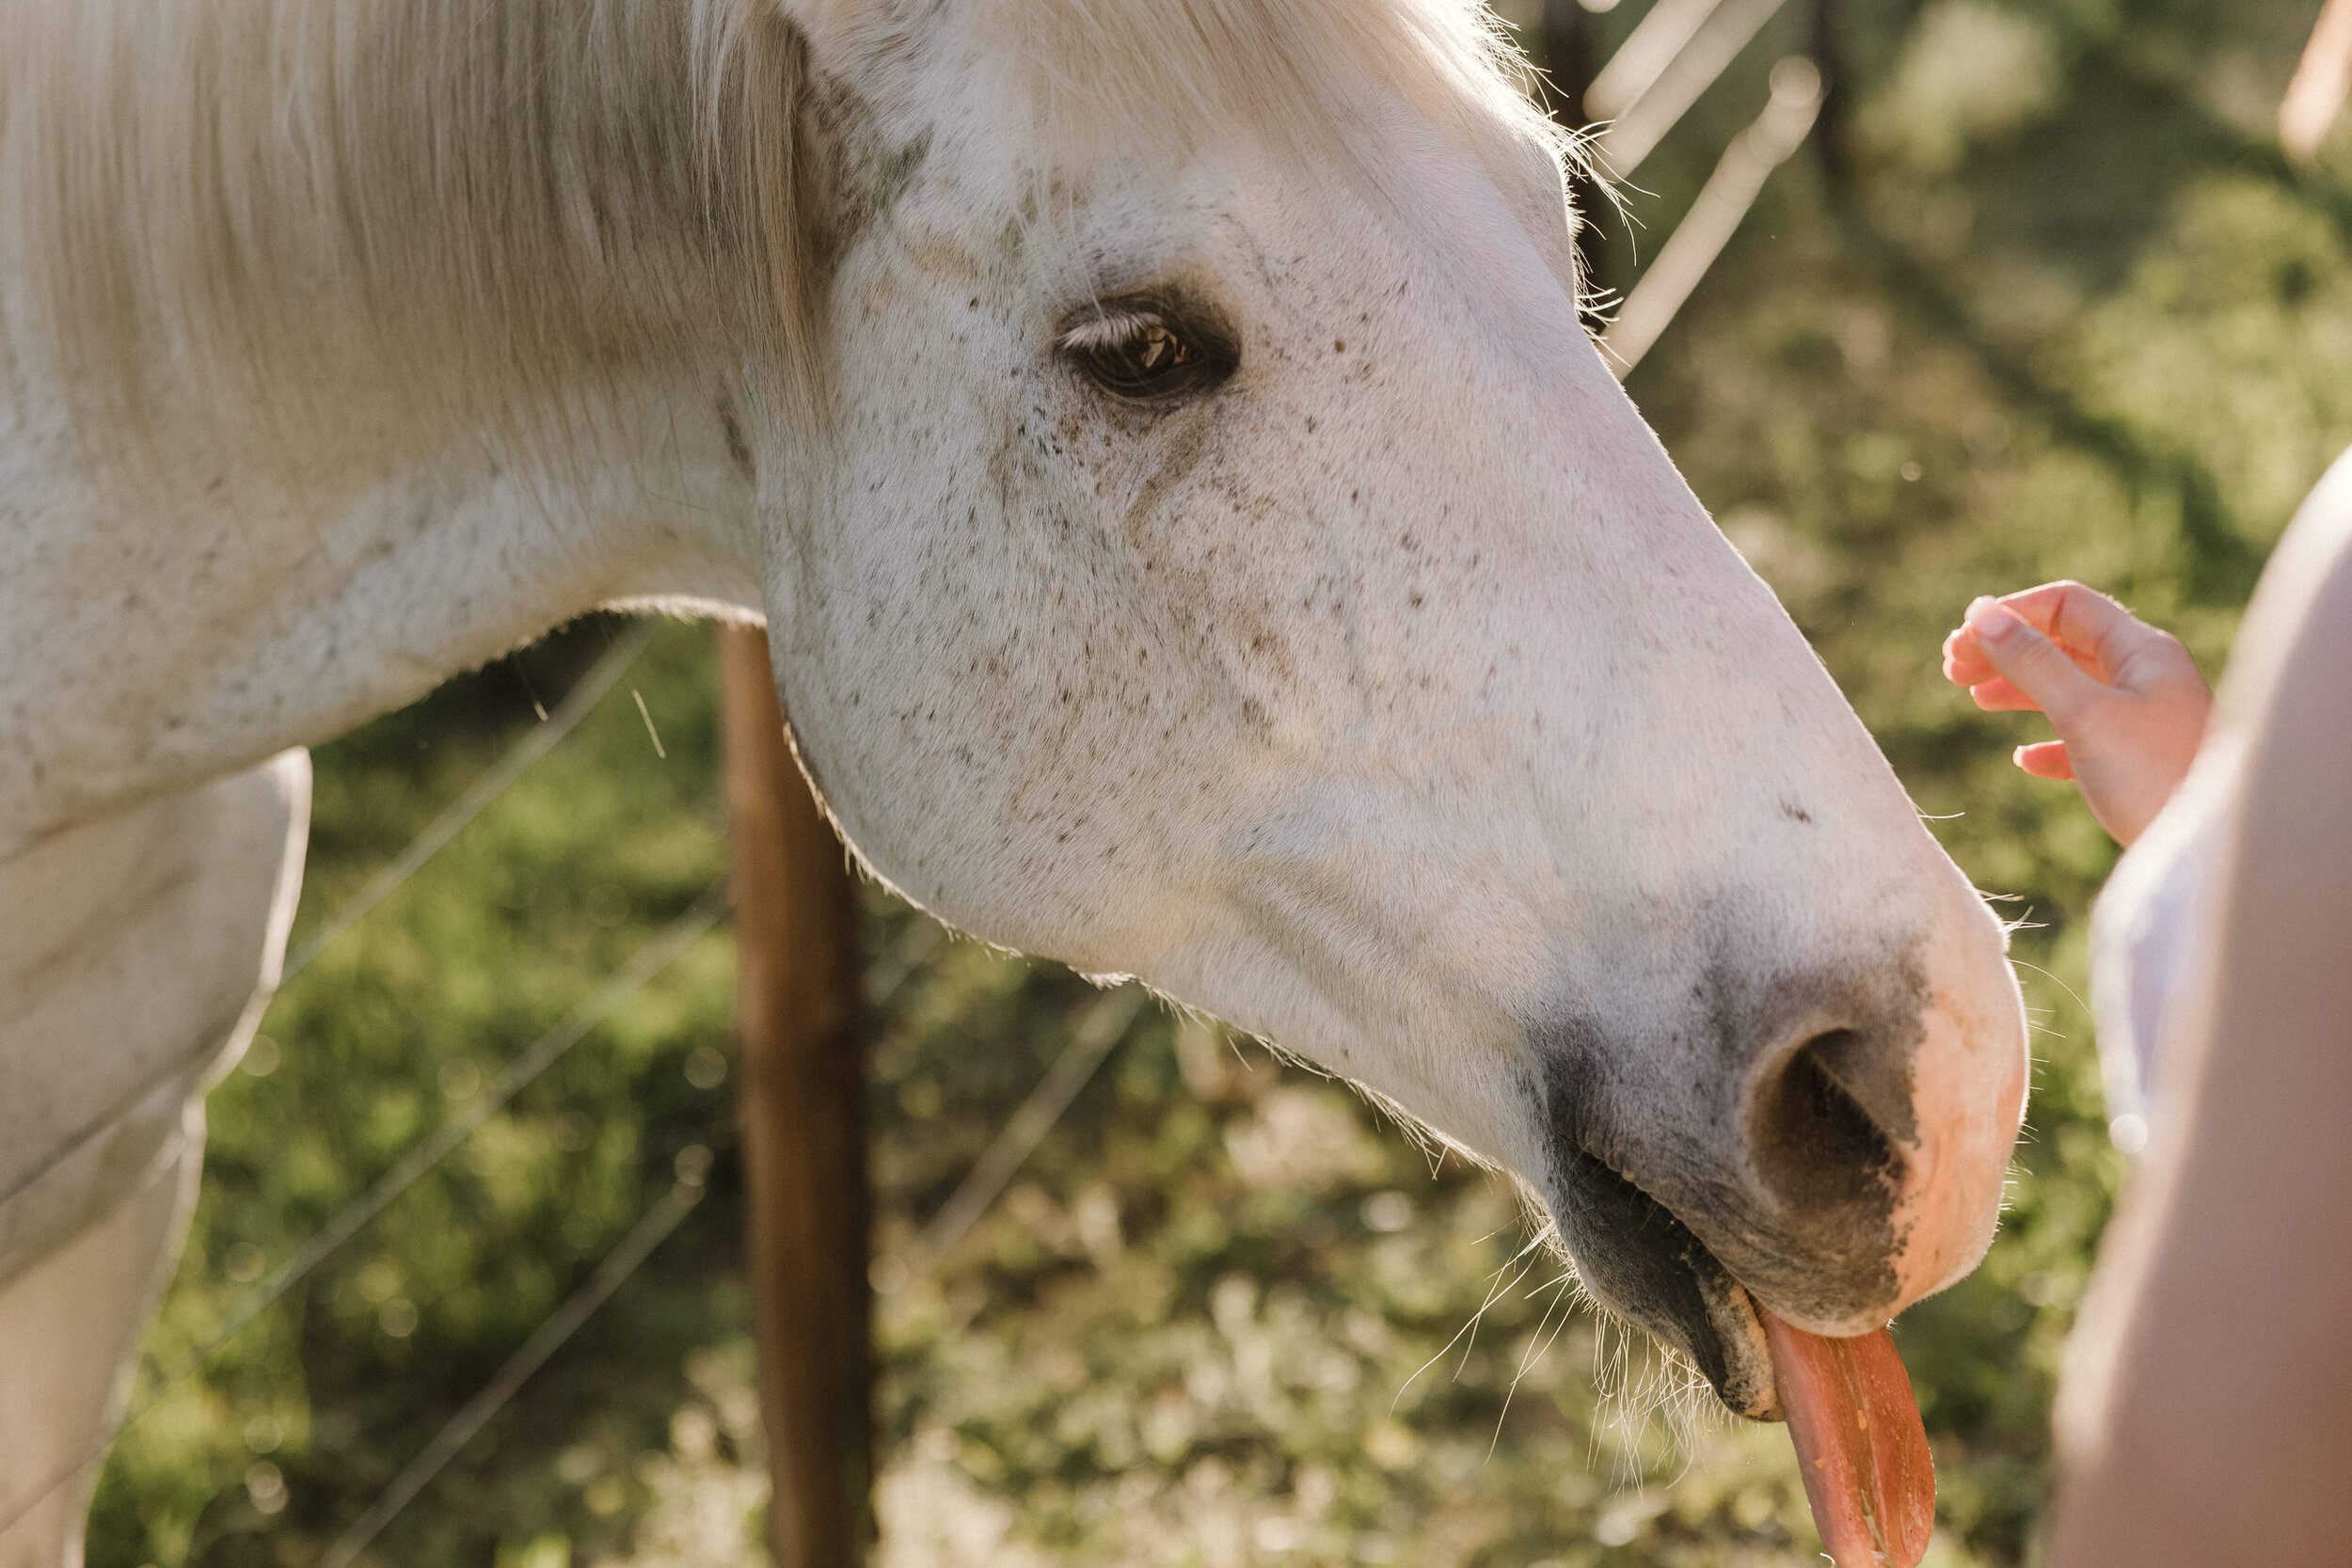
84, 1, 2352, 1563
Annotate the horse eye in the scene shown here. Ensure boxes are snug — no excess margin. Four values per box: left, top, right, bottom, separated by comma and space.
1062, 311, 1227, 400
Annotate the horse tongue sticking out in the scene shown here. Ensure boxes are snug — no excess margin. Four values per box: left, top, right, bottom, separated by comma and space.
1760, 1309, 1937, 1568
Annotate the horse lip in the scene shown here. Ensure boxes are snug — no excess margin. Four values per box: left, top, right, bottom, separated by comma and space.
1558, 1138, 1784, 1420
1709, 1274, 1783, 1421
1654, 1204, 1783, 1421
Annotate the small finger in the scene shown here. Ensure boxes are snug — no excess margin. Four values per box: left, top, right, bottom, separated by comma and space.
1968, 678, 2041, 713
1945, 643, 1997, 687
1943, 625, 2000, 679
1963, 598, 2108, 727
2014, 740, 2074, 781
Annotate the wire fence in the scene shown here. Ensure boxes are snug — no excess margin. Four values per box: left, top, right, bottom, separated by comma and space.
314, 1178, 712, 1568
1601, 56, 1823, 372
307, 971, 1145, 1566
0, 625, 658, 1230
902, 985, 1147, 1280
0, 885, 724, 1543
0, 619, 1150, 1564
282, 623, 658, 981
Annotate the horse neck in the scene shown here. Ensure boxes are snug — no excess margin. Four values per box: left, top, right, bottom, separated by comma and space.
0, 1, 815, 852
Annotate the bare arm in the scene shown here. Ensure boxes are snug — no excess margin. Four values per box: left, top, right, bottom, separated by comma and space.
2047, 522, 2352, 1566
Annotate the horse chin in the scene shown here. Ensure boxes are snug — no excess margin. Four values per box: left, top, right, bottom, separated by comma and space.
1549, 1147, 1784, 1420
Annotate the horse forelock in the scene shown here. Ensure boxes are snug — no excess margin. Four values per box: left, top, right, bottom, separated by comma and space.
963, 0, 1584, 231
977, 0, 1552, 152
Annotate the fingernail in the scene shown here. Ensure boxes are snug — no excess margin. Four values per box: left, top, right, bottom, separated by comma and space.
1965, 597, 2020, 639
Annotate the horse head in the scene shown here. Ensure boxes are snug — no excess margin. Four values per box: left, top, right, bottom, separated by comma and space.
745, 0, 2027, 1419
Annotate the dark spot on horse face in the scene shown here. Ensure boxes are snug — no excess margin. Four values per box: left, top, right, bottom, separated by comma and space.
1781, 800, 1813, 824
808, 69, 932, 262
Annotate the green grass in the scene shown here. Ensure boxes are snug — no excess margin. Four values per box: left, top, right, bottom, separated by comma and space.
84, 3, 2352, 1563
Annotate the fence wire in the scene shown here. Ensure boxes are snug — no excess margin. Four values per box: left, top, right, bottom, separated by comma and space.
312, 968, 1146, 1560
315, 1179, 710, 1568
284, 623, 656, 980
1, 625, 655, 1229
0, 887, 726, 1544
906, 985, 1147, 1277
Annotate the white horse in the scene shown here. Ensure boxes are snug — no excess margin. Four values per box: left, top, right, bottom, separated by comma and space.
0, 1, 2028, 1561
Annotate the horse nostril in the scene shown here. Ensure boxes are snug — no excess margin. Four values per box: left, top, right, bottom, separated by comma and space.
1749, 1028, 1905, 1212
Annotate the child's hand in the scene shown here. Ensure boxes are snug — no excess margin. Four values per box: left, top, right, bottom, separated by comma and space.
1942, 582, 2213, 846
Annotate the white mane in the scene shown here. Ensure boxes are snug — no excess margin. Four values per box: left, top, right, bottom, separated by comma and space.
0, 0, 1565, 463
0, 0, 821, 456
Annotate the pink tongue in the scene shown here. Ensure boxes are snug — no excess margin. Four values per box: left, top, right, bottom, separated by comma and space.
1759, 1309, 1936, 1568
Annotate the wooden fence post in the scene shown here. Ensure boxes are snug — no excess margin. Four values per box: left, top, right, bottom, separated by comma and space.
719, 625, 872, 1568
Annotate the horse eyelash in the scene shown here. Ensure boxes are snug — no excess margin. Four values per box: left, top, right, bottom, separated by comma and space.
1059, 309, 1161, 355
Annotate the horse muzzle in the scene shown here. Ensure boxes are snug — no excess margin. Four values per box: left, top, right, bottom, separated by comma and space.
1532, 918, 2027, 1418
